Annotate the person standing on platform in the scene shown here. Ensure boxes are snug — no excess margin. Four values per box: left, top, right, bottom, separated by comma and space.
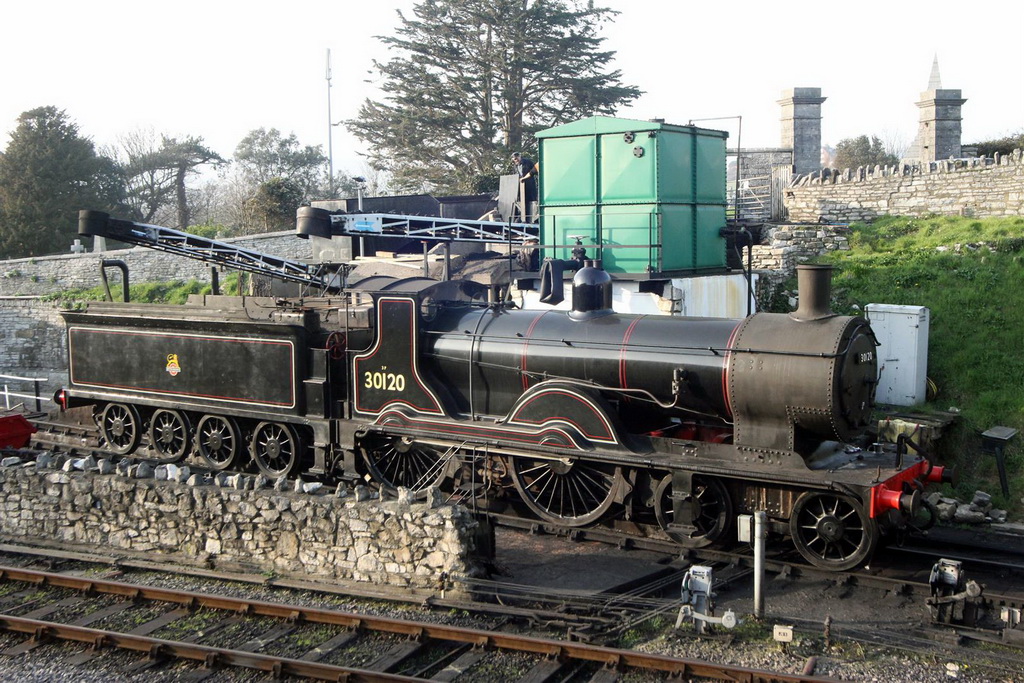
511, 152, 538, 222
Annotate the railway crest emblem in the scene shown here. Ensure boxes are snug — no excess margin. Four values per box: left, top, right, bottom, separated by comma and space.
165, 353, 181, 377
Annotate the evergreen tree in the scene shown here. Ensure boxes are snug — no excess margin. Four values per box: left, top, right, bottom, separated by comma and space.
970, 130, 1024, 158
248, 177, 305, 232
347, 0, 641, 194
0, 106, 124, 258
833, 135, 899, 170
113, 130, 222, 229
159, 136, 223, 230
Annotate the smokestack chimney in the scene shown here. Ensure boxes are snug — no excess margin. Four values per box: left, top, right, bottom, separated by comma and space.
790, 264, 835, 321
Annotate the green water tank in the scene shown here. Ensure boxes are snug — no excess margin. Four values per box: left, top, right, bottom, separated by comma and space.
536, 116, 728, 275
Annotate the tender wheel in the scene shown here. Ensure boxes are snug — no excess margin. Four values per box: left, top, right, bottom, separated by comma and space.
148, 409, 191, 462
361, 437, 449, 497
250, 421, 301, 480
790, 491, 879, 571
510, 455, 623, 527
195, 415, 240, 471
654, 474, 733, 548
99, 403, 141, 455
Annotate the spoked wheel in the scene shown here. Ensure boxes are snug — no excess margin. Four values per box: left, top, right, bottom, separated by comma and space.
250, 421, 302, 480
147, 409, 191, 462
654, 474, 733, 548
195, 415, 240, 471
509, 455, 623, 527
99, 403, 141, 455
361, 437, 450, 498
790, 491, 879, 571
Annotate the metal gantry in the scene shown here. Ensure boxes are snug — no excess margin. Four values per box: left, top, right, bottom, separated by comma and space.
299, 207, 538, 245
78, 211, 340, 293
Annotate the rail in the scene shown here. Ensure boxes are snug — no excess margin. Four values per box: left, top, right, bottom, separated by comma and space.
0, 373, 45, 412
0, 565, 838, 682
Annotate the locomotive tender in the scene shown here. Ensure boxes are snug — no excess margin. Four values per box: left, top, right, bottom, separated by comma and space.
58, 217, 947, 570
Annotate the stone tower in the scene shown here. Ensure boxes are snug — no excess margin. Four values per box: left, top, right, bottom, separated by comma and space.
906, 57, 967, 162
778, 87, 826, 175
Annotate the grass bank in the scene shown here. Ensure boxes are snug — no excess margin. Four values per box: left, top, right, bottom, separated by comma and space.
807, 215, 1024, 514
43, 273, 243, 307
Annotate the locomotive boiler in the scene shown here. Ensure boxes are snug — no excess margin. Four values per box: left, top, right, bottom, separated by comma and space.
57, 213, 946, 571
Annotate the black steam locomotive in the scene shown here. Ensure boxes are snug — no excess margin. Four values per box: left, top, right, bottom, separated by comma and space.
57, 215, 946, 571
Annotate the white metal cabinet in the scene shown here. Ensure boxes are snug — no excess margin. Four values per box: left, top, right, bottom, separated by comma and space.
865, 304, 930, 406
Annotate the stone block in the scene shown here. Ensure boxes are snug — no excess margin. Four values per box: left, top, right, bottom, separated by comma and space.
954, 504, 986, 524
935, 501, 957, 521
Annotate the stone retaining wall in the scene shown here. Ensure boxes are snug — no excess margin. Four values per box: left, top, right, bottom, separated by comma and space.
0, 455, 486, 594
786, 150, 1024, 223
0, 298, 67, 401
749, 224, 851, 273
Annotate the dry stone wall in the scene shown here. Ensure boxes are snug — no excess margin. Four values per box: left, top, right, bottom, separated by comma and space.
0, 454, 486, 594
786, 150, 1024, 223
749, 225, 851, 272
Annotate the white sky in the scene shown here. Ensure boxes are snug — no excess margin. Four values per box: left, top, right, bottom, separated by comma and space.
2, 0, 1021, 176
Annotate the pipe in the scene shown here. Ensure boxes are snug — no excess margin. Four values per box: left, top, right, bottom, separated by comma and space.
754, 510, 767, 619
100, 259, 130, 303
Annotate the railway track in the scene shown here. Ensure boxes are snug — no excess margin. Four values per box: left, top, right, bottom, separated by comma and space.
0, 565, 833, 682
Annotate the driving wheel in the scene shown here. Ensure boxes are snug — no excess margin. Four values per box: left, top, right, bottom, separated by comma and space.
510, 455, 623, 527
361, 437, 449, 498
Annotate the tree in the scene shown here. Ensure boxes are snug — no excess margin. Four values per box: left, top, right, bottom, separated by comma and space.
159, 136, 223, 229
248, 177, 305, 232
346, 0, 641, 194
229, 128, 336, 234
833, 135, 900, 170
110, 128, 176, 225
234, 128, 327, 198
970, 130, 1024, 158
0, 106, 125, 259
111, 130, 222, 228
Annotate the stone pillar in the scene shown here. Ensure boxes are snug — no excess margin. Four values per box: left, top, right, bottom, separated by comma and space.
778, 88, 826, 175
915, 89, 967, 162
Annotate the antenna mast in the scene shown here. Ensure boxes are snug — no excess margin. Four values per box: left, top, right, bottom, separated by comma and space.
326, 48, 335, 197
